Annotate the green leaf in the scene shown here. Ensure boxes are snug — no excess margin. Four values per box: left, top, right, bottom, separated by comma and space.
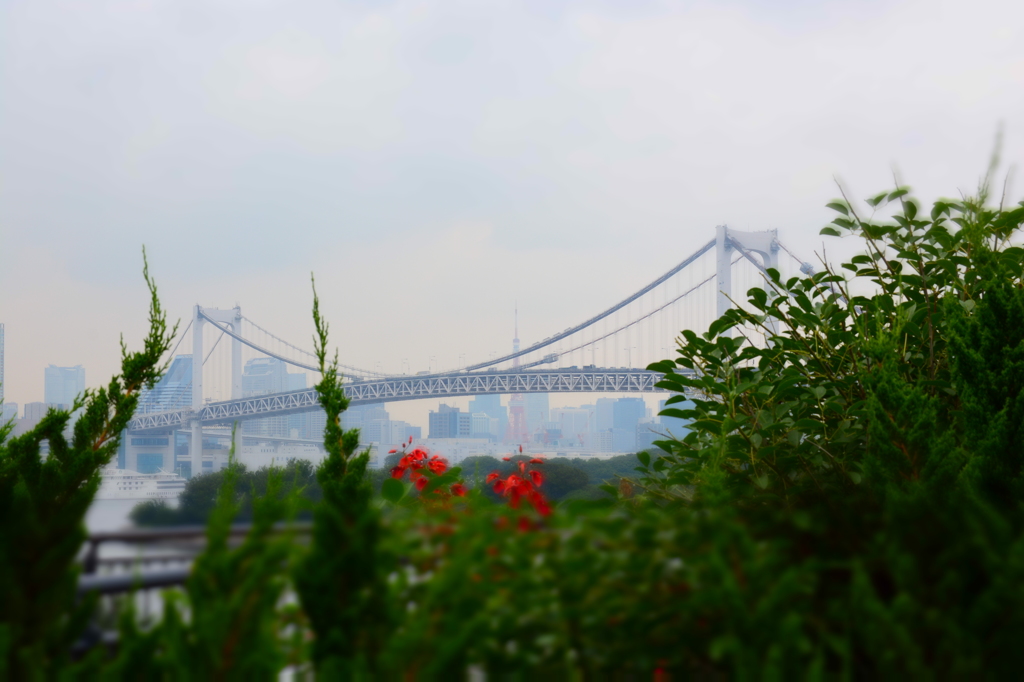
421, 471, 457, 496
637, 451, 651, 467
820, 227, 842, 237
904, 198, 919, 220
826, 201, 849, 216
565, 498, 615, 514
866, 191, 888, 208
887, 187, 909, 202
380, 478, 405, 504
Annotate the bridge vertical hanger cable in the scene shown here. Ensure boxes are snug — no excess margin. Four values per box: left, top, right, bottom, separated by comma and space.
463, 238, 717, 372
147, 233, 808, 430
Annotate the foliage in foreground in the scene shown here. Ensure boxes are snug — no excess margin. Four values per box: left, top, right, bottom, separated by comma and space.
9, 167, 1024, 679
290, 276, 395, 678
0, 253, 175, 680
643, 172, 1024, 676
108, 451, 297, 680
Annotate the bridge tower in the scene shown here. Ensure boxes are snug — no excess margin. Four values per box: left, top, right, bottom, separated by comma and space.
190, 305, 243, 476
504, 306, 530, 445
716, 226, 780, 334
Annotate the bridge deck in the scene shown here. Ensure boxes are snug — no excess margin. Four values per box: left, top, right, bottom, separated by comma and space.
128, 368, 681, 433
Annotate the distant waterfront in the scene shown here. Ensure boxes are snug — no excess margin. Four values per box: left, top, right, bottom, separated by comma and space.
86, 499, 174, 532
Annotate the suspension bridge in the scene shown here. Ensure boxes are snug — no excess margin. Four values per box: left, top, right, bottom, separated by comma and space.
126, 226, 810, 474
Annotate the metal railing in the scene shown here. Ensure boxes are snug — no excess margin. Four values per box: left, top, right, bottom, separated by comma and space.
73, 522, 312, 658
79, 521, 312, 594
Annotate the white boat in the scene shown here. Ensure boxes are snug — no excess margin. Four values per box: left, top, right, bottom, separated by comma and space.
96, 465, 187, 501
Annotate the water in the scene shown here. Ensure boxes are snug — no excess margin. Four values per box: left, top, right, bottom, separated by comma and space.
86, 498, 180, 533
86, 500, 140, 532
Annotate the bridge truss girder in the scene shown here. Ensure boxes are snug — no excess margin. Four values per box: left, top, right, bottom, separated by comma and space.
127, 368, 682, 434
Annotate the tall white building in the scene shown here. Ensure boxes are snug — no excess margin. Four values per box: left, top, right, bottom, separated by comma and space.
137, 355, 193, 413
242, 358, 291, 438
470, 412, 496, 440
44, 365, 85, 408
551, 407, 594, 445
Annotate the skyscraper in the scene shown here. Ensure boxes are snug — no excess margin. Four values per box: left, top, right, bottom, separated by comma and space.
595, 398, 616, 432
613, 398, 647, 452
524, 393, 549, 438
613, 398, 646, 431
429, 404, 471, 439
468, 395, 507, 437
137, 355, 193, 413
44, 365, 85, 408
242, 358, 290, 438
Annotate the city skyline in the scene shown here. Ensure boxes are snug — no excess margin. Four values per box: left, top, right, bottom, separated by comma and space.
0, 335, 669, 438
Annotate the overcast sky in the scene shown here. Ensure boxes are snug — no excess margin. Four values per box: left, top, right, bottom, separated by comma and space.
1, 0, 1022, 422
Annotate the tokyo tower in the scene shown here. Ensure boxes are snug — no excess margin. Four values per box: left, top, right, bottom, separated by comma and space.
504, 305, 530, 444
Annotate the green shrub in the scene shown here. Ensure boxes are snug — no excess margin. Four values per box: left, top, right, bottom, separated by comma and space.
291, 277, 396, 678
110, 447, 298, 680
0, 253, 174, 680
641, 172, 1024, 675
12, 165, 1024, 679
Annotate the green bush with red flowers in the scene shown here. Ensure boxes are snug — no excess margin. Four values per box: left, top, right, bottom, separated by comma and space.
9, 166, 1024, 679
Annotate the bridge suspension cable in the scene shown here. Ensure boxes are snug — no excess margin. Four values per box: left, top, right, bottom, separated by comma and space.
240, 316, 317, 359
463, 238, 717, 372
238, 314, 387, 377
198, 310, 387, 378
549, 257, 744, 364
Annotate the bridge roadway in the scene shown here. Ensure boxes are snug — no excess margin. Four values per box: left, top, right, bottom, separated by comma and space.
128, 367, 679, 434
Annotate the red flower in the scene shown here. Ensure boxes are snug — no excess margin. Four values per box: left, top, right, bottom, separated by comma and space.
390, 466, 406, 479
451, 483, 467, 497
388, 449, 397, 454
409, 436, 413, 444
529, 458, 544, 464
490, 466, 552, 517
505, 476, 524, 508
485, 472, 500, 484
502, 456, 511, 461
415, 476, 428, 491
517, 516, 532, 532
427, 455, 448, 475
519, 445, 523, 453
528, 490, 551, 516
